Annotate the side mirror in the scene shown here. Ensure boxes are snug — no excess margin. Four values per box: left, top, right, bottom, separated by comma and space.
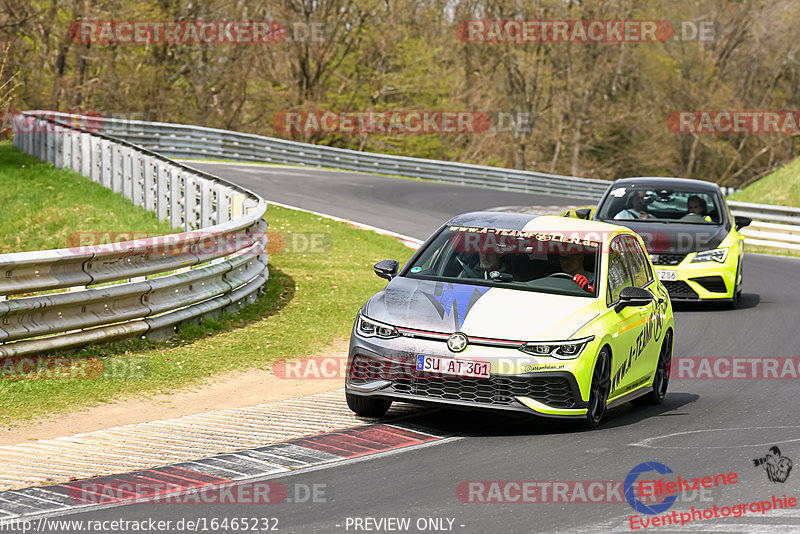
575, 208, 592, 220
734, 215, 751, 231
614, 286, 654, 313
374, 259, 399, 281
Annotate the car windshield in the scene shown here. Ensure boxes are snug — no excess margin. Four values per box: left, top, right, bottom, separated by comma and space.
404, 225, 601, 298
596, 186, 723, 225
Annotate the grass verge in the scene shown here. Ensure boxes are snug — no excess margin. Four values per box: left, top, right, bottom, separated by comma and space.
730, 157, 800, 208
0, 204, 414, 426
0, 141, 173, 253
745, 244, 800, 258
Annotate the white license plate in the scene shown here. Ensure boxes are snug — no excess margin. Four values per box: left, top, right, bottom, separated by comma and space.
416, 355, 490, 378
656, 270, 678, 281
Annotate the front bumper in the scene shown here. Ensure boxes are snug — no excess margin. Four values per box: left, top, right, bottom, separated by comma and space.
346, 337, 592, 419
651, 254, 737, 301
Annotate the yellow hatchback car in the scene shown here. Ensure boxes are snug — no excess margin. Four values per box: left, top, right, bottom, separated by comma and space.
584, 177, 751, 307
346, 213, 675, 428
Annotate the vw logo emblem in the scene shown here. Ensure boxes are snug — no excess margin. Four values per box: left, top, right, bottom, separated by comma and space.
447, 332, 468, 353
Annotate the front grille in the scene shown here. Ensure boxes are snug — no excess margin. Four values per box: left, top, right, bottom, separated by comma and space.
662, 280, 699, 299
349, 355, 576, 408
650, 253, 686, 266
690, 275, 727, 293
348, 355, 416, 384
392, 375, 575, 408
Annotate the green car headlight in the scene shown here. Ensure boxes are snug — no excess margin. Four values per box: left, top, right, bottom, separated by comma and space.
519, 336, 595, 360
356, 314, 400, 339
691, 248, 729, 263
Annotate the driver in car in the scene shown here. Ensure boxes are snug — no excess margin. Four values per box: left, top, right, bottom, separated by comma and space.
559, 251, 594, 292
614, 190, 650, 220
478, 251, 512, 280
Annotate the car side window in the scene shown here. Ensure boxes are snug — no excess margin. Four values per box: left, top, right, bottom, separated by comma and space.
622, 236, 653, 287
607, 237, 633, 305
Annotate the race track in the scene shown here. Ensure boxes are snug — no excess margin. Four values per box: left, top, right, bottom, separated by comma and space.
24, 163, 800, 533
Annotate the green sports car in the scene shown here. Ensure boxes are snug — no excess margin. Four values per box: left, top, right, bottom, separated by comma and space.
345, 212, 675, 428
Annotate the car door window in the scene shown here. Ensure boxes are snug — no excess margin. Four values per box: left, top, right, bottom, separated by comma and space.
622, 236, 653, 288
607, 237, 633, 305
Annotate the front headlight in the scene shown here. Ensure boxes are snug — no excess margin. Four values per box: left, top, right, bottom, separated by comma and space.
356, 314, 399, 339
691, 248, 729, 263
518, 336, 595, 360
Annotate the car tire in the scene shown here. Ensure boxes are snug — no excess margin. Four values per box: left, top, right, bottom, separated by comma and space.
346, 392, 392, 417
632, 330, 672, 406
728, 261, 742, 309
583, 348, 611, 429
728, 287, 741, 309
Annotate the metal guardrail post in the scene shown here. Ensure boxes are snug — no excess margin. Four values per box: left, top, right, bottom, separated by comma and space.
111, 143, 123, 193
231, 193, 245, 219
121, 146, 133, 200
156, 162, 169, 221
184, 173, 200, 231
131, 152, 144, 206
80, 132, 91, 177
217, 185, 233, 224
169, 167, 183, 229
143, 156, 156, 211
201, 180, 215, 227
100, 139, 112, 189
89, 137, 100, 182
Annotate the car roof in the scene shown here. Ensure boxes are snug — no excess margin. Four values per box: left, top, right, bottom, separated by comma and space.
446, 212, 627, 236
609, 176, 721, 193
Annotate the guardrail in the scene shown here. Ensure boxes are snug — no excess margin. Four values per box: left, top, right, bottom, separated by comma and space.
2, 111, 269, 357
93, 115, 800, 252
725, 201, 800, 252
93, 117, 611, 200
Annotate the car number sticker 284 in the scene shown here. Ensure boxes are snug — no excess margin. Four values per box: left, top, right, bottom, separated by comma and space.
416, 355, 491, 378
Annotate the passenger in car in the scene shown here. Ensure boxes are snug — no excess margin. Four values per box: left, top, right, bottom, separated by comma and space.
687, 195, 706, 215
683, 195, 713, 222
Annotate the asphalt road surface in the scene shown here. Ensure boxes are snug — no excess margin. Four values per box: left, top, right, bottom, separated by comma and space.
24, 163, 800, 533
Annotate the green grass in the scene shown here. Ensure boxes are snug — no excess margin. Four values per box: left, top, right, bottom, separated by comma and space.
728, 157, 800, 257
0, 203, 414, 426
745, 244, 800, 258
729, 157, 800, 208
0, 142, 174, 253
